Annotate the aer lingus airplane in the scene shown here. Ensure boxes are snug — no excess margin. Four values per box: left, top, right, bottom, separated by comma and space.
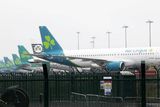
19, 44, 76, 72
21, 44, 83, 72
31, 44, 91, 72
4, 57, 16, 72
0, 60, 7, 72
3, 56, 30, 73
18, 45, 44, 72
18, 45, 70, 73
12, 54, 30, 67
12, 54, 35, 72
32, 26, 160, 72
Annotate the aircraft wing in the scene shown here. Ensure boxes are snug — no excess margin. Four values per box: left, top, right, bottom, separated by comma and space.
64, 56, 108, 66
28, 54, 107, 66
64, 56, 134, 64
27, 54, 44, 58
52, 55, 134, 68
28, 54, 133, 68
13, 63, 30, 70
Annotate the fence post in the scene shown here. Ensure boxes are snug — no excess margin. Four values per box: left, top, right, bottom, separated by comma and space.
141, 61, 146, 107
71, 72, 74, 94
154, 66, 160, 98
156, 67, 159, 98
43, 64, 49, 107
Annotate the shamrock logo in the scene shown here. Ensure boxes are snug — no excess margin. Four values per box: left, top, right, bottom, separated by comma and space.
0, 63, 3, 68
21, 51, 30, 59
43, 35, 55, 49
6, 61, 13, 67
15, 58, 21, 65
6, 63, 10, 67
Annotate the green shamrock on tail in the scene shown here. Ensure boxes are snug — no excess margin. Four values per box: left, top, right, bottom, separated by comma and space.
0, 63, 3, 68
43, 35, 55, 49
21, 51, 30, 59
15, 58, 21, 65
6, 61, 13, 67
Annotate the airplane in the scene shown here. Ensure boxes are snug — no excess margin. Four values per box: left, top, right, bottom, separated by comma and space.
12, 54, 31, 67
3, 57, 25, 72
18, 45, 69, 73
18, 45, 43, 72
12, 54, 35, 72
19, 44, 79, 72
4, 57, 15, 71
18, 45, 36, 64
1, 55, 33, 73
31, 44, 91, 72
0, 60, 7, 72
31, 26, 160, 72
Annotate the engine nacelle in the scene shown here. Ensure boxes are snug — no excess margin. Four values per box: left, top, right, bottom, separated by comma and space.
105, 61, 125, 71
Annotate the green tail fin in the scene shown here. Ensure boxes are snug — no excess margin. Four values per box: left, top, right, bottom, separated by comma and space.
39, 26, 64, 55
4, 57, 14, 68
12, 54, 22, 66
0, 61, 6, 68
18, 45, 33, 63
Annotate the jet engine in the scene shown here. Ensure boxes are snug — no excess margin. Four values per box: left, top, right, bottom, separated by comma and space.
105, 61, 125, 71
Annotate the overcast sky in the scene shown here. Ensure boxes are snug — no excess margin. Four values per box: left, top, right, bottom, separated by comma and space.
0, 0, 160, 59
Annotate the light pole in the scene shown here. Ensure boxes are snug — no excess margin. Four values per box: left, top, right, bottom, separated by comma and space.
90, 41, 94, 49
77, 32, 80, 50
146, 20, 153, 47
122, 26, 128, 48
106, 32, 111, 48
90, 36, 96, 48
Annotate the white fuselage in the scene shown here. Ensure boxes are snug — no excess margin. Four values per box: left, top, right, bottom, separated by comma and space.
63, 47, 160, 67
